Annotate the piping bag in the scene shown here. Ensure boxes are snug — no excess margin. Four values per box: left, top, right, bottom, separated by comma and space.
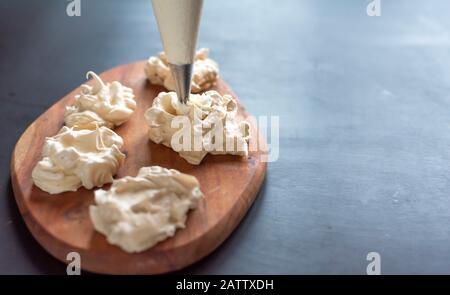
151, 0, 204, 104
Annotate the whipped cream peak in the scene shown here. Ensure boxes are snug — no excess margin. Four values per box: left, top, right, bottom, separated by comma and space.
64, 71, 136, 130
86, 71, 106, 93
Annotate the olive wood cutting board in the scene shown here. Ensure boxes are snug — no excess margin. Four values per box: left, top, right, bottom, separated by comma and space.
10, 61, 267, 274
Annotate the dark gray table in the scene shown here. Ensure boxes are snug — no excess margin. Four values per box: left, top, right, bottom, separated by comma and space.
2, 0, 450, 274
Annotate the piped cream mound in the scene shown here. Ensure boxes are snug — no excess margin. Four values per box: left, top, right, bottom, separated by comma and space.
89, 166, 203, 253
32, 126, 125, 194
144, 90, 250, 165
64, 71, 136, 130
145, 48, 219, 93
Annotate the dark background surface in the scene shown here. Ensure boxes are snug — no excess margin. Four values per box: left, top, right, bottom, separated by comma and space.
1, 0, 450, 274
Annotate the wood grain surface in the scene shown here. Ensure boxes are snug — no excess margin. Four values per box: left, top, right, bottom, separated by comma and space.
10, 61, 267, 274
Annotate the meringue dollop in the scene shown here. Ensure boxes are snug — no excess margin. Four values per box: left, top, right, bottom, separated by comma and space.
89, 166, 203, 253
144, 90, 250, 165
64, 71, 136, 130
145, 48, 219, 93
32, 126, 125, 194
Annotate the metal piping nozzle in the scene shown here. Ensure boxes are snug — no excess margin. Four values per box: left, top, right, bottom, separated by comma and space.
169, 63, 193, 104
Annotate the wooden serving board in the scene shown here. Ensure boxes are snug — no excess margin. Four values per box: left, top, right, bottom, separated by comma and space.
10, 61, 267, 274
